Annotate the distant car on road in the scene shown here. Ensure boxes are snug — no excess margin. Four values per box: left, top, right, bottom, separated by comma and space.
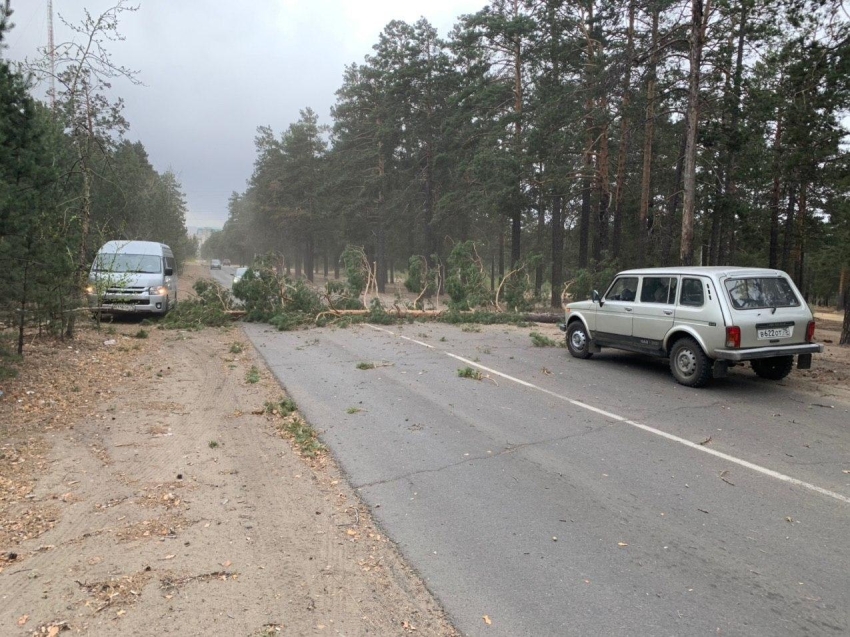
562, 266, 823, 387
233, 267, 249, 284
210, 259, 222, 270
222, 259, 231, 266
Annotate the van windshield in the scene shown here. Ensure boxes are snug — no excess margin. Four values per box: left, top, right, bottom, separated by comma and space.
724, 277, 800, 310
94, 254, 162, 274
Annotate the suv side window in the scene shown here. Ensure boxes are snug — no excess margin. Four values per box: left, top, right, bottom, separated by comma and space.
680, 278, 704, 307
604, 276, 639, 302
640, 276, 677, 304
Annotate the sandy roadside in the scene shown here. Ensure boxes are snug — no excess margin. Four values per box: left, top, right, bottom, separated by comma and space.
0, 282, 459, 636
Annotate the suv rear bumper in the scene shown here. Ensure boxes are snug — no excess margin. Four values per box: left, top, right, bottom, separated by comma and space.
713, 343, 824, 361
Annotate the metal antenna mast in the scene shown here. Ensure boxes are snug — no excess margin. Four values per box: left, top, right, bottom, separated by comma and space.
47, 0, 56, 108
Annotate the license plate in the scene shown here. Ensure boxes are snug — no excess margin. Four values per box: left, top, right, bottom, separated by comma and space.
757, 327, 792, 339
112, 304, 135, 312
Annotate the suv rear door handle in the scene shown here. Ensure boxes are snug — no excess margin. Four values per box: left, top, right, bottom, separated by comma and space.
624, 307, 633, 312
663, 310, 673, 316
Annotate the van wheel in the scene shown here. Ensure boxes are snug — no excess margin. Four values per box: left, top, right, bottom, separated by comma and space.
751, 356, 794, 380
669, 337, 712, 387
567, 322, 593, 359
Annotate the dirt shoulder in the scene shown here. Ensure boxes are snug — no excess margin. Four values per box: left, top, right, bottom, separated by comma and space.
0, 286, 458, 635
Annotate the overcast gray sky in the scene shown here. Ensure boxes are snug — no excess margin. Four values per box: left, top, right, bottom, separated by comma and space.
5, 0, 485, 229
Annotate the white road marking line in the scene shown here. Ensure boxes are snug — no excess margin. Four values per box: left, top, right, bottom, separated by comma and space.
399, 335, 434, 349
367, 324, 850, 505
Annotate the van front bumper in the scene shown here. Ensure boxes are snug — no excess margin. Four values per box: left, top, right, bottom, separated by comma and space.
88, 293, 169, 313
713, 343, 824, 362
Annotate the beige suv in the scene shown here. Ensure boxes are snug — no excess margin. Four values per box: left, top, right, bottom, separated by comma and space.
561, 267, 823, 387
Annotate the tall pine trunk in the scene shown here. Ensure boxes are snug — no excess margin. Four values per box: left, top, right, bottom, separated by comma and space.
768, 121, 783, 268
781, 185, 796, 272
611, 0, 635, 263
511, 9, 524, 267
551, 194, 564, 307
536, 196, 545, 294
578, 0, 596, 269
594, 104, 610, 264
792, 182, 807, 289
638, 4, 660, 267
662, 133, 688, 265
681, 0, 711, 266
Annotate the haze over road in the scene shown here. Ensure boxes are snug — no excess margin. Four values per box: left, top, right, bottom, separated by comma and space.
244, 321, 850, 636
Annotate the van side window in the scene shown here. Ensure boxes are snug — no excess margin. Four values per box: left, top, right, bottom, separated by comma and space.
680, 278, 704, 307
604, 277, 639, 302
640, 277, 677, 304
164, 256, 175, 272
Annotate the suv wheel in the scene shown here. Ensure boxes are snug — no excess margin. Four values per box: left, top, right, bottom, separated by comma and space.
669, 337, 712, 387
751, 356, 794, 380
567, 322, 593, 359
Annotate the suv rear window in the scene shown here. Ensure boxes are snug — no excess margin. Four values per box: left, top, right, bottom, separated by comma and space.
679, 278, 704, 307
724, 277, 800, 310
640, 277, 677, 304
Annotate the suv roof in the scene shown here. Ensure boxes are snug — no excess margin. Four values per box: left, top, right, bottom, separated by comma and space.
616, 266, 788, 278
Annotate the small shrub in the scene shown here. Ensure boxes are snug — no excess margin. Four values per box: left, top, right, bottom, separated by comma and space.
265, 396, 297, 416
346, 407, 363, 414
341, 245, 368, 297
457, 366, 483, 380
446, 240, 491, 310
281, 416, 325, 457
356, 362, 376, 370
529, 331, 558, 347
162, 279, 232, 329
246, 366, 260, 384
230, 342, 243, 354
208, 440, 219, 449
0, 343, 20, 380
135, 329, 149, 339
461, 324, 481, 333
404, 255, 440, 307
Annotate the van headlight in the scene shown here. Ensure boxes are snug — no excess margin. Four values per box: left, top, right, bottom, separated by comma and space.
149, 286, 168, 296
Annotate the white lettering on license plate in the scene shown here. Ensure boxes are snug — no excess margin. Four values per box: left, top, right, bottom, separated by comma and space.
758, 327, 791, 339
113, 304, 135, 312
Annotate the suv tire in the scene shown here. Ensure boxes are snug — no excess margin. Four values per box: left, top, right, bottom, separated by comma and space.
669, 337, 712, 387
751, 356, 794, 381
567, 322, 593, 359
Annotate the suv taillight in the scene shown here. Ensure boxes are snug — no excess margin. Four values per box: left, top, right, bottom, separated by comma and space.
725, 326, 741, 348
806, 320, 816, 343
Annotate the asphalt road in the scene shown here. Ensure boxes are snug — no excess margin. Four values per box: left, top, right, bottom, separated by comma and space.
207, 264, 236, 288
243, 321, 850, 637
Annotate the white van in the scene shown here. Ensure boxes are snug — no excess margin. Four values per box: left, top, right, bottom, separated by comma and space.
87, 240, 178, 315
